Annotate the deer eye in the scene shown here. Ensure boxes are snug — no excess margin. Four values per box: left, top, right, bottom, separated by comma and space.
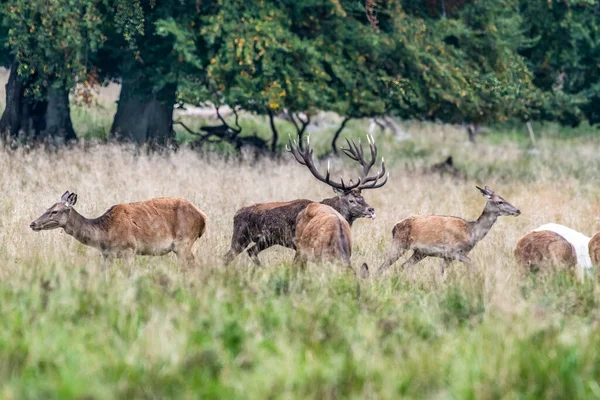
349, 199, 356, 204
497, 201, 504, 205
50, 211, 58, 215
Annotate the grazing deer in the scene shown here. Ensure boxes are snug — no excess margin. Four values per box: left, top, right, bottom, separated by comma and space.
376, 186, 520, 277
224, 135, 388, 266
429, 156, 466, 180
514, 231, 577, 272
30, 191, 207, 268
515, 223, 591, 274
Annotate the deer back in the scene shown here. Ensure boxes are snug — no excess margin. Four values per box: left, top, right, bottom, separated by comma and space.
514, 230, 577, 271
296, 203, 351, 263
112, 198, 207, 243
393, 216, 472, 249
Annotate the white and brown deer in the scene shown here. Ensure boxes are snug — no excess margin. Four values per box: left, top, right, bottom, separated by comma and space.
515, 223, 592, 276
30, 191, 207, 268
376, 186, 520, 277
514, 230, 577, 273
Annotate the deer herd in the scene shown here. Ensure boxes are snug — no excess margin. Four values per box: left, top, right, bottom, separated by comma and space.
28, 134, 600, 281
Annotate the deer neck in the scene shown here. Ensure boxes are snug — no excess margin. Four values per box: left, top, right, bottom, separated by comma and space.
469, 202, 498, 247
320, 196, 355, 226
63, 209, 106, 249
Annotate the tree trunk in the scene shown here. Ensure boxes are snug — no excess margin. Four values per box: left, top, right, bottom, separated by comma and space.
111, 75, 176, 146
42, 84, 76, 144
267, 109, 279, 153
331, 116, 351, 155
0, 63, 46, 142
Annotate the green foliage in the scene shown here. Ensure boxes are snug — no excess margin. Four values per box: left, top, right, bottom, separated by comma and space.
1, 0, 107, 95
161, 0, 548, 129
1, 0, 600, 142
519, 0, 600, 126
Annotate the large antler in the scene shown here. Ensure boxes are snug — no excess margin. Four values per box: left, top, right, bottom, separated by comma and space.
341, 134, 388, 190
287, 136, 361, 192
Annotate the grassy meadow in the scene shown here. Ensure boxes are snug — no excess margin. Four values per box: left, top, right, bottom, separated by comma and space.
2, 74, 600, 398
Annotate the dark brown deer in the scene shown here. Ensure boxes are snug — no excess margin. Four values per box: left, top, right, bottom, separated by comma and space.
224, 135, 388, 266
30, 191, 207, 268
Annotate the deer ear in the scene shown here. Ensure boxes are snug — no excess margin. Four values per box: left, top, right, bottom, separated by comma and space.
66, 193, 78, 207
60, 191, 71, 202
476, 186, 492, 199
332, 187, 345, 196
484, 185, 494, 194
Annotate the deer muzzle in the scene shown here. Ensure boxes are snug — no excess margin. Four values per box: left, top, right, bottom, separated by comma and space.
367, 207, 376, 219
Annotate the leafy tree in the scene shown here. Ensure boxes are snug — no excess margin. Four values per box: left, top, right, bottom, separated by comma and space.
519, 0, 600, 126
392, 0, 543, 131
0, 0, 107, 143
106, 1, 187, 145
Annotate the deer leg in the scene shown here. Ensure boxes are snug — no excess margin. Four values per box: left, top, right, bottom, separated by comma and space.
440, 258, 451, 280
454, 253, 474, 277
377, 243, 407, 276
400, 251, 426, 270
455, 254, 473, 268
223, 236, 251, 266
123, 249, 135, 268
177, 248, 197, 268
293, 251, 307, 269
246, 240, 271, 266
102, 253, 115, 271
174, 242, 197, 269
343, 258, 357, 278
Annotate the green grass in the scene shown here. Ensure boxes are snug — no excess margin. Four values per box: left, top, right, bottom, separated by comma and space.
1, 262, 600, 399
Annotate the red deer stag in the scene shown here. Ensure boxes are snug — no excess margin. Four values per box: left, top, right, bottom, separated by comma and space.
224, 135, 388, 266
376, 186, 520, 277
30, 191, 207, 268
294, 203, 369, 277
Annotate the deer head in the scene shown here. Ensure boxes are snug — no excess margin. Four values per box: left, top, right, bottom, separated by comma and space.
288, 135, 388, 221
476, 186, 520, 216
30, 191, 78, 231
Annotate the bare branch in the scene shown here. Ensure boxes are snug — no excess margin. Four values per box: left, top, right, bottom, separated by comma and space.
173, 120, 201, 136
331, 116, 351, 155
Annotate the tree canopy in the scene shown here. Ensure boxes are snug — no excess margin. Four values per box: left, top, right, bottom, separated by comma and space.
0, 0, 598, 148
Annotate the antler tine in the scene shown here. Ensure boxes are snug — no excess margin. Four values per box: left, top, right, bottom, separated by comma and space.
361, 171, 389, 189
342, 138, 360, 161
287, 137, 307, 165
288, 135, 360, 192
357, 152, 389, 190
360, 159, 386, 184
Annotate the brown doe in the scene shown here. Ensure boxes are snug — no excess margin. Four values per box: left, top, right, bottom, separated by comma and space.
224, 134, 388, 266
294, 203, 368, 276
30, 191, 207, 268
376, 186, 520, 277
514, 230, 577, 273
